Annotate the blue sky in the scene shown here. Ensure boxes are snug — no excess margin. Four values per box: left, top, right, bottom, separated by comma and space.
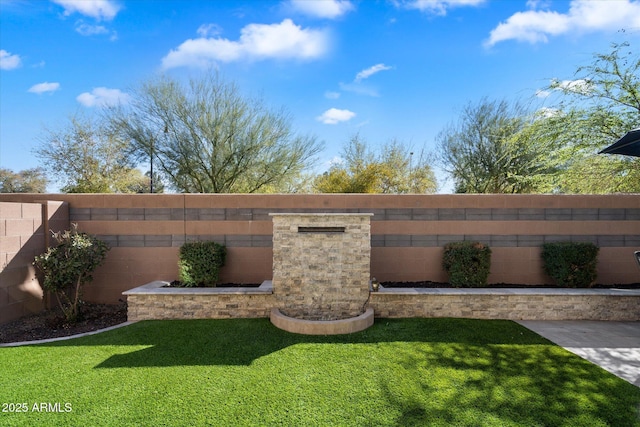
1, 0, 639, 192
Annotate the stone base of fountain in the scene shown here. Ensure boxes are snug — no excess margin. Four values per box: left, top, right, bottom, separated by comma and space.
270, 307, 374, 335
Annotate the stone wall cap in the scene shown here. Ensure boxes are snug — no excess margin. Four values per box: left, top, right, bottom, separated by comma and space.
123, 280, 273, 296
373, 287, 640, 296
269, 213, 374, 216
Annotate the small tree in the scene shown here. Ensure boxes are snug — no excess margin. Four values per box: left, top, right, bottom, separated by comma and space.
33, 224, 110, 323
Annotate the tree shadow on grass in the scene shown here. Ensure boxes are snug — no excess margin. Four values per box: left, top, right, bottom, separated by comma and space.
380, 342, 640, 426
37, 317, 640, 426
41, 317, 547, 368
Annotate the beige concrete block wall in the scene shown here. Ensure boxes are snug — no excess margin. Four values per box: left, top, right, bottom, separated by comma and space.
0, 193, 638, 309
0, 201, 69, 323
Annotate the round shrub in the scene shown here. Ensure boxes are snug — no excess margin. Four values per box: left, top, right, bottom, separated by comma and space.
442, 241, 492, 287
541, 241, 599, 287
178, 241, 226, 287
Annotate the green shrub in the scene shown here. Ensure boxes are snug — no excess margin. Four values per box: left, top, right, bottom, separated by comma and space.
541, 241, 599, 287
33, 224, 110, 323
442, 241, 492, 287
178, 241, 226, 287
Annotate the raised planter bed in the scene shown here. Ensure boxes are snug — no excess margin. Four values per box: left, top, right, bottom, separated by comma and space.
369, 285, 640, 321
123, 280, 640, 322
123, 281, 275, 321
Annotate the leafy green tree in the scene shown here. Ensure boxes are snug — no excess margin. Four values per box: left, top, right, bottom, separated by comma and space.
34, 114, 144, 193
436, 98, 558, 193
109, 72, 323, 193
0, 167, 47, 193
537, 40, 640, 193
313, 134, 437, 193
123, 170, 165, 194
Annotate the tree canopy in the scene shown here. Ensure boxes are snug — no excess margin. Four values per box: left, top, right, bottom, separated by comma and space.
109, 72, 323, 193
34, 114, 148, 193
436, 99, 558, 193
314, 134, 438, 193
437, 40, 639, 194
532, 40, 640, 193
0, 168, 47, 193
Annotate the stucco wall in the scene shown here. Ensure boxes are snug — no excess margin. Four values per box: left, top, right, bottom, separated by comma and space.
0, 201, 68, 323
0, 194, 638, 309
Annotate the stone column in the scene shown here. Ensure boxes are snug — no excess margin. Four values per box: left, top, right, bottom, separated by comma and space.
270, 213, 373, 320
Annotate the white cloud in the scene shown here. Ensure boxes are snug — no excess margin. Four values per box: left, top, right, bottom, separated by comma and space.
197, 23, 222, 38
52, 0, 121, 21
324, 91, 341, 99
536, 107, 561, 119
317, 108, 356, 124
75, 21, 108, 36
328, 156, 344, 167
74, 21, 117, 39
28, 82, 60, 94
162, 19, 329, 69
535, 89, 551, 98
355, 63, 392, 82
552, 78, 593, 95
486, 0, 640, 46
288, 0, 354, 19
339, 82, 380, 97
401, 0, 486, 15
76, 87, 130, 107
0, 50, 22, 70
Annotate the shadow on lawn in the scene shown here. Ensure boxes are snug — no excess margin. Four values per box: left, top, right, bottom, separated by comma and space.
42, 317, 550, 368
380, 342, 640, 426
38, 317, 640, 425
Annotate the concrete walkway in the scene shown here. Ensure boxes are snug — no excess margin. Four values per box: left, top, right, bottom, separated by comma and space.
517, 320, 640, 387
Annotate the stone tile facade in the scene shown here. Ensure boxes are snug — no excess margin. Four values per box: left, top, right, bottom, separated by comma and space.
369, 288, 640, 321
123, 282, 640, 321
124, 281, 274, 321
270, 214, 373, 320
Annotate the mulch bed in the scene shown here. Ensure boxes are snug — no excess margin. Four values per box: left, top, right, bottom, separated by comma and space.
0, 301, 128, 344
381, 281, 640, 289
165, 281, 261, 288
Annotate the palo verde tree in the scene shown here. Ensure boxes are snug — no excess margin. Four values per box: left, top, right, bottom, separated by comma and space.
436, 98, 558, 193
534, 40, 640, 193
313, 134, 437, 193
108, 72, 323, 193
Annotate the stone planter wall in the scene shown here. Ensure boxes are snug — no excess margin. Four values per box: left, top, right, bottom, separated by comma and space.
123, 281, 274, 321
369, 288, 640, 321
123, 281, 640, 322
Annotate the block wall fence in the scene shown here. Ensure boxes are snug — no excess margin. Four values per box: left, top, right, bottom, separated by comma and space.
1, 193, 639, 324
0, 201, 68, 324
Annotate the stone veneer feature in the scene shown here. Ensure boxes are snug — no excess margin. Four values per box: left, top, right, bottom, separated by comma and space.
270, 213, 373, 321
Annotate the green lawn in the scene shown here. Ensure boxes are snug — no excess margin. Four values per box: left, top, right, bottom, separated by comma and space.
1, 318, 638, 426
